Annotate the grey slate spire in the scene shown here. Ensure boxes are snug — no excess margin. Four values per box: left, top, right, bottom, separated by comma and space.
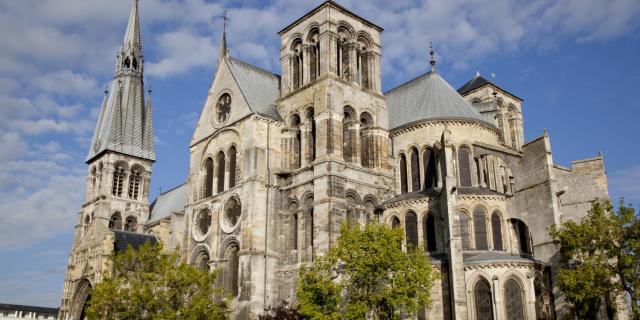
87, 0, 155, 162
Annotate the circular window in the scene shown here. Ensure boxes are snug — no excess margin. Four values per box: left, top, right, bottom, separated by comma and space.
215, 93, 232, 125
193, 209, 213, 242
220, 196, 242, 233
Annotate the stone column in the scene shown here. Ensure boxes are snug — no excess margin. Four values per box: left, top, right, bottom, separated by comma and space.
319, 30, 334, 75
302, 45, 311, 86
527, 273, 537, 319
347, 42, 357, 83
281, 129, 298, 170
350, 122, 361, 164
492, 275, 503, 320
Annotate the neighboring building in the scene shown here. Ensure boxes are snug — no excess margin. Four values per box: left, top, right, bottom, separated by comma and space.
59, 1, 622, 319
0, 304, 58, 319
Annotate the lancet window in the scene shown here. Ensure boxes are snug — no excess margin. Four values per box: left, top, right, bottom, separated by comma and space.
112, 164, 126, 197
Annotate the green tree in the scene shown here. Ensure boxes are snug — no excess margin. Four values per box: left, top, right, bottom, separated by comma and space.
550, 199, 639, 319
86, 242, 228, 319
297, 223, 438, 320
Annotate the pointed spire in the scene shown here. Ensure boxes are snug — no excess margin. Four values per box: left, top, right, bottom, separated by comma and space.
123, 0, 141, 50
218, 8, 230, 67
429, 40, 436, 71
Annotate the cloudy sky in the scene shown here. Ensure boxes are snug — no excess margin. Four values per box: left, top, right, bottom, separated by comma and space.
0, 0, 639, 307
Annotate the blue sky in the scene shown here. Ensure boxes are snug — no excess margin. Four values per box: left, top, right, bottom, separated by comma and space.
0, 0, 639, 308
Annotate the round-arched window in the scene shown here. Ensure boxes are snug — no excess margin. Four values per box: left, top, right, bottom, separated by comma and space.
215, 93, 231, 125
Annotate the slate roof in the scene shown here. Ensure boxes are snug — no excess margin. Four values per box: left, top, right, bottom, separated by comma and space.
0, 303, 58, 314
385, 71, 495, 130
226, 57, 282, 121
113, 230, 157, 253
148, 183, 187, 224
457, 73, 522, 101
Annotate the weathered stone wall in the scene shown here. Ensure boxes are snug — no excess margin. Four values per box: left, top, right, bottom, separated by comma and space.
553, 156, 609, 222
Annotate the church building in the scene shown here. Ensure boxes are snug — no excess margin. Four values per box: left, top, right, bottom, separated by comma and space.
59, 1, 616, 319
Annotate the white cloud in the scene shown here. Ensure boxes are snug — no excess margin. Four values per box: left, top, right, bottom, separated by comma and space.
0, 132, 26, 162
146, 30, 217, 78
33, 71, 98, 98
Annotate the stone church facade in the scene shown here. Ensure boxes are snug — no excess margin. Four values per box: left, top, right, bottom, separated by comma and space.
60, 1, 619, 319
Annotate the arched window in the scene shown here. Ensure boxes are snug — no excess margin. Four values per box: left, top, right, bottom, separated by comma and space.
224, 243, 239, 297
306, 108, 316, 162
83, 215, 91, 234
514, 219, 533, 254
509, 107, 517, 148
288, 202, 299, 259
132, 58, 138, 71
423, 213, 437, 252
491, 212, 503, 250
205, 158, 214, 197
304, 197, 314, 261
342, 106, 355, 163
112, 164, 126, 197
391, 216, 400, 228
505, 278, 525, 320
123, 57, 131, 69
356, 37, 370, 89
410, 148, 420, 191
194, 250, 210, 271
399, 154, 408, 194
98, 163, 103, 192
124, 216, 137, 232
225, 197, 241, 227
128, 168, 142, 200
308, 29, 320, 82
292, 39, 303, 89
345, 194, 358, 227
360, 112, 372, 167
90, 167, 97, 194
336, 28, 350, 80
216, 151, 225, 193
459, 212, 470, 250
474, 279, 494, 320
291, 114, 302, 169
423, 148, 437, 189
228, 147, 237, 188
364, 199, 376, 224
474, 207, 488, 250
458, 147, 472, 187
405, 211, 418, 250
109, 212, 122, 230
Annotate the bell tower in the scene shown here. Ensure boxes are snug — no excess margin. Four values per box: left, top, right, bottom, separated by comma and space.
59, 1, 154, 317
275, 1, 394, 262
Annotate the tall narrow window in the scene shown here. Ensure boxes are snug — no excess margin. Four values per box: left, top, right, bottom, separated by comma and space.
128, 168, 142, 200
112, 164, 125, 197
124, 216, 137, 232
224, 244, 239, 297
306, 109, 316, 162
205, 158, 214, 197
216, 151, 225, 193
423, 148, 437, 189
291, 114, 301, 169
90, 167, 97, 195
288, 202, 299, 260
491, 212, 503, 250
360, 113, 372, 167
345, 194, 358, 227
424, 213, 437, 252
83, 215, 91, 235
458, 147, 472, 187
505, 278, 525, 320
309, 29, 320, 82
356, 38, 370, 89
292, 39, 303, 90
391, 216, 400, 228
509, 108, 517, 148
109, 212, 122, 230
474, 207, 488, 250
337, 29, 350, 80
405, 211, 418, 250
515, 219, 532, 254
342, 107, 355, 163
410, 148, 420, 191
304, 197, 314, 262
460, 212, 470, 250
399, 154, 408, 194
474, 279, 494, 320
228, 147, 237, 188
194, 250, 210, 271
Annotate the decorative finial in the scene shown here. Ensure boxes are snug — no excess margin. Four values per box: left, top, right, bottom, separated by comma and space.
222, 8, 229, 35
543, 128, 548, 136
429, 40, 436, 71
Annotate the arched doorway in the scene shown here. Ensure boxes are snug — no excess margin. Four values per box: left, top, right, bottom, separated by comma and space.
69, 278, 92, 320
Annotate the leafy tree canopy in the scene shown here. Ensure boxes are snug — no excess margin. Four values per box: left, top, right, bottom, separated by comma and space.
550, 199, 639, 319
86, 242, 228, 320
297, 223, 438, 320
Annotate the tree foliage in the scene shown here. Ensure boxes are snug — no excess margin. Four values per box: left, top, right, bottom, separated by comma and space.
86, 242, 228, 319
259, 300, 301, 320
550, 199, 639, 319
297, 223, 438, 320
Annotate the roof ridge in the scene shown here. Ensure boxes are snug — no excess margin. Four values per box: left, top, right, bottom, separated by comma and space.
158, 182, 187, 196
384, 71, 434, 95
228, 56, 280, 79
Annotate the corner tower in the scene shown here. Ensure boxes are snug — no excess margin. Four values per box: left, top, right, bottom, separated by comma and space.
59, 1, 155, 318
274, 1, 394, 283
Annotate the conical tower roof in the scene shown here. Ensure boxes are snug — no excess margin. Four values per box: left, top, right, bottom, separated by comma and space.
87, 0, 154, 162
385, 70, 495, 130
